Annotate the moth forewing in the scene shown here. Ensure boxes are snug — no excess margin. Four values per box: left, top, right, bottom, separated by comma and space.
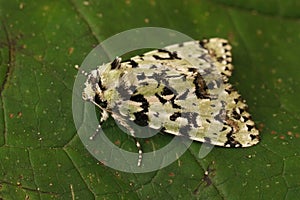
81, 38, 260, 166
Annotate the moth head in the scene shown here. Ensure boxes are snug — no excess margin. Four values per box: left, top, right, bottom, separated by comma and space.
81, 57, 122, 109
82, 69, 101, 102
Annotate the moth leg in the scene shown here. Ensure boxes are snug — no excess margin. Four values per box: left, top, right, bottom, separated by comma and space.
89, 110, 109, 140
135, 139, 143, 167
200, 38, 233, 78
111, 113, 143, 167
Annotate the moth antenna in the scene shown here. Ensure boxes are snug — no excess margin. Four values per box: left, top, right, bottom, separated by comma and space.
74, 64, 89, 76
89, 124, 101, 140
90, 99, 103, 110
74, 64, 80, 70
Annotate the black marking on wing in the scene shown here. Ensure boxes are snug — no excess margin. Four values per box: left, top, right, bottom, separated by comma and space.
188, 67, 198, 73
225, 88, 232, 94
161, 86, 174, 96
170, 95, 181, 109
221, 41, 229, 46
130, 94, 150, 127
232, 110, 240, 120
220, 126, 227, 132
170, 112, 181, 121
193, 72, 210, 99
224, 132, 242, 147
98, 78, 106, 90
155, 93, 167, 104
250, 134, 259, 141
111, 58, 121, 69
130, 94, 149, 111
153, 49, 181, 60
133, 112, 149, 126
217, 57, 225, 63
199, 40, 206, 48
129, 59, 139, 68
246, 124, 255, 131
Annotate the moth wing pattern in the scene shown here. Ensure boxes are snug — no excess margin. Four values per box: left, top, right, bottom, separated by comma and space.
82, 38, 260, 166
119, 38, 260, 147
199, 38, 260, 147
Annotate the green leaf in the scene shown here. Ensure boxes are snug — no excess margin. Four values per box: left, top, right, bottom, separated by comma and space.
1, 0, 300, 199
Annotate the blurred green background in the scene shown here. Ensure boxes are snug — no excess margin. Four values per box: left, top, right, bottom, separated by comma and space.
0, 0, 300, 199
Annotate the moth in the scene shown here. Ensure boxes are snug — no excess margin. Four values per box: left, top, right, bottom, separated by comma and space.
80, 38, 260, 166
